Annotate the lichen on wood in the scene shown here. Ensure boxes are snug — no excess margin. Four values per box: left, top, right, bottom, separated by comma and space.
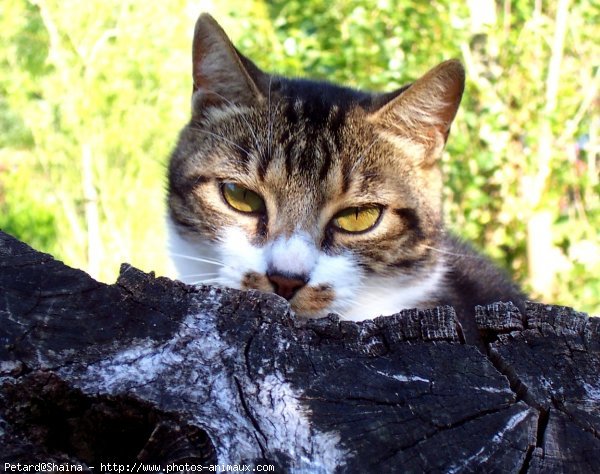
1, 230, 598, 472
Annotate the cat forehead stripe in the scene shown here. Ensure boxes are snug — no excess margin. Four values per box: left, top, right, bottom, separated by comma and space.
272, 99, 347, 180
168, 14, 525, 332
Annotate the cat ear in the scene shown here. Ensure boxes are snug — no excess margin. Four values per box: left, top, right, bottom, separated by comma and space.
192, 14, 268, 109
369, 60, 465, 166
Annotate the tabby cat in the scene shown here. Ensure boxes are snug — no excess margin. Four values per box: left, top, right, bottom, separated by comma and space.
167, 13, 525, 345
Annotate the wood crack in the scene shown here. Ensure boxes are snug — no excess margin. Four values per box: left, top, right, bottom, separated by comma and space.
1, 231, 597, 471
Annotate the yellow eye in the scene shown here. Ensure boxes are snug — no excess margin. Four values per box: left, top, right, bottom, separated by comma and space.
332, 206, 382, 233
221, 183, 265, 214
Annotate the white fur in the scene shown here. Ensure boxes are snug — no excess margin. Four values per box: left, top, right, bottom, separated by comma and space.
309, 252, 363, 315
167, 217, 219, 282
218, 226, 267, 287
268, 233, 318, 276
167, 215, 446, 320
340, 259, 447, 321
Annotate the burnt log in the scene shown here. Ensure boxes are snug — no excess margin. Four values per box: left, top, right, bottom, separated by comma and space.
1, 230, 599, 473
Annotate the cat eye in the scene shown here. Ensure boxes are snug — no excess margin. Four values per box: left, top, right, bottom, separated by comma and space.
221, 183, 266, 214
332, 206, 382, 233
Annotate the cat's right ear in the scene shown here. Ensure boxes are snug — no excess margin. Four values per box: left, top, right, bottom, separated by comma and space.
192, 14, 268, 110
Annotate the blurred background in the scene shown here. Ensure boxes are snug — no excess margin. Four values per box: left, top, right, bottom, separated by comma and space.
0, 0, 598, 314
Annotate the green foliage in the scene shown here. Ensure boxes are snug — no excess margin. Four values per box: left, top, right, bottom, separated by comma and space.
0, 153, 57, 252
0, 0, 598, 313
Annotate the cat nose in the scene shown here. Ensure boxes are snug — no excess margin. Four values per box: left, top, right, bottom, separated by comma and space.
267, 272, 307, 300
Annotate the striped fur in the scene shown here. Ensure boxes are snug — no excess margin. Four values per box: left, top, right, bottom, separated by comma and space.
167, 14, 524, 341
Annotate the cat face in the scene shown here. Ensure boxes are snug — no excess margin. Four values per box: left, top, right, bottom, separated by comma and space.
167, 14, 464, 320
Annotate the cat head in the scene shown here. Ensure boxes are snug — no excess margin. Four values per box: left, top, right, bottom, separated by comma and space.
167, 13, 464, 320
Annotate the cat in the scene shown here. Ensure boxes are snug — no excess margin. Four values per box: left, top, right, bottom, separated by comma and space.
167, 13, 526, 346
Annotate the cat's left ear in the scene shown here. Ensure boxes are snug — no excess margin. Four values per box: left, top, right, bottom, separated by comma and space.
368, 60, 465, 166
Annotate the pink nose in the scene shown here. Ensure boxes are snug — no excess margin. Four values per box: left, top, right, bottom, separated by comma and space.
267, 273, 306, 300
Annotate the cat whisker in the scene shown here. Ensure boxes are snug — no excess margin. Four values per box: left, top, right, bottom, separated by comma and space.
200, 88, 264, 154
191, 277, 226, 285
422, 245, 473, 258
189, 126, 252, 156
178, 272, 220, 279
346, 135, 381, 179
355, 285, 392, 291
169, 252, 230, 268
344, 299, 391, 316
267, 75, 274, 159
328, 300, 360, 320
365, 135, 381, 153
361, 172, 383, 179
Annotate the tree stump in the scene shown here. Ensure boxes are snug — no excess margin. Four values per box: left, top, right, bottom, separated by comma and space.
1, 230, 599, 473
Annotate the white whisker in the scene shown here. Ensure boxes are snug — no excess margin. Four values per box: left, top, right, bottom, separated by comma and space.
189, 126, 252, 156
267, 75, 274, 159
191, 277, 227, 285
422, 245, 472, 258
201, 88, 263, 154
178, 272, 220, 279
169, 252, 229, 268
347, 135, 381, 180
343, 298, 397, 317
357, 285, 394, 291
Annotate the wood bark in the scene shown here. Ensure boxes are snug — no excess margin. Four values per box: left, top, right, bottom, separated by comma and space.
1, 230, 598, 473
